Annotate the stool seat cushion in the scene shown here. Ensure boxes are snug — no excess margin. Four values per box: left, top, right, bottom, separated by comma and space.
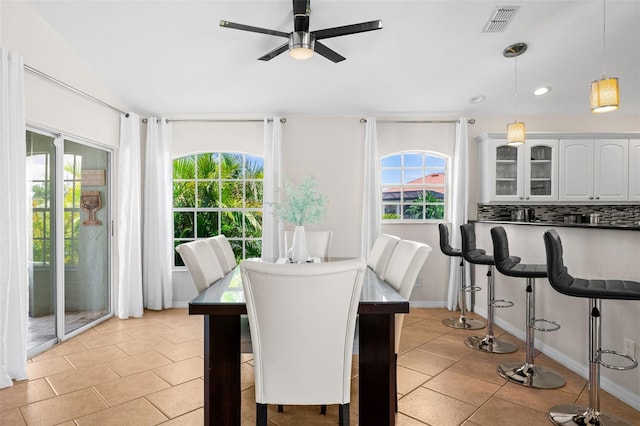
501, 263, 547, 278
544, 229, 640, 300
567, 278, 640, 300
463, 249, 495, 265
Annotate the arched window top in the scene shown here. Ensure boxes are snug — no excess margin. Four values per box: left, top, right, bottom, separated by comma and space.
381, 151, 448, 221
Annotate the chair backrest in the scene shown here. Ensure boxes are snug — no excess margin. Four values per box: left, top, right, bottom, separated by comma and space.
384, 240, 432, 353
366, 233, 401, 280
490, 226, 519, 274
543, 229, 576, 295
284, 230, 333, 258
438, 223, 461, 257
207, 234, 237, 273
240, 258, 366, 406
176, 240, 225, 293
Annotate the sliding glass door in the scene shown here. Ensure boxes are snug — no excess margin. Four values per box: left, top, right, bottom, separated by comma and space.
27, 128, 112, 356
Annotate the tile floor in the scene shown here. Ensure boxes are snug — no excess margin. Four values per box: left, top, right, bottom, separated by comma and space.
1, 307, 638, 425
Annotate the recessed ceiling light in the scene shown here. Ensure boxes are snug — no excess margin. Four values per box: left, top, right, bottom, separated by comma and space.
469, 95, 486, 104
533, 87, 551, 96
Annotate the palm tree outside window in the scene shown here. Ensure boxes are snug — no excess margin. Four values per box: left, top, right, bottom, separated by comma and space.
173, 152, 264, 267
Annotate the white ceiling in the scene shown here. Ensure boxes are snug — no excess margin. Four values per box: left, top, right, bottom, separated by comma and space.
27, 0, 640, 118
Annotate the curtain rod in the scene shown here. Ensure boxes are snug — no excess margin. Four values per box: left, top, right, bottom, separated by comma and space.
24, 64, 129, 117
165, 118, 287, 124
360, 118, 475, 124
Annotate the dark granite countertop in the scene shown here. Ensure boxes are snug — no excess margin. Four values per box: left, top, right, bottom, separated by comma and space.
472, 220, 640, 231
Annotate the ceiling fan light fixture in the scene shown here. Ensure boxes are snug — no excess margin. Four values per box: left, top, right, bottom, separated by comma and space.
590, 77, 619, 113
507, 121, 526, 145
289, 31, 315, 60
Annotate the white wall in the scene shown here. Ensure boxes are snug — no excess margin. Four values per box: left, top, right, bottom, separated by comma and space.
1, 0, 125, 144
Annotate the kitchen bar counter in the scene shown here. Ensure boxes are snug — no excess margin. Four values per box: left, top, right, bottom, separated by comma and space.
470, 222, 640, 410
473, 219, 640, 231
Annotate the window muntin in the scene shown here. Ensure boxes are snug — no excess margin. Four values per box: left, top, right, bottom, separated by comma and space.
381, 151, 447, 221
173, 152, 264, 267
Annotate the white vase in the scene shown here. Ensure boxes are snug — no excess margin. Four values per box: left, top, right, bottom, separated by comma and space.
289, 225, 309, 263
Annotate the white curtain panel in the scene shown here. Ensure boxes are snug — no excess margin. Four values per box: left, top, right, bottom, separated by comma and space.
143, 118, 173, 310
361, 117, 382, 258
117, 113, 144, 319
261, 117, 284, 259
446, 118, 469, 310
0, 49, 29, 388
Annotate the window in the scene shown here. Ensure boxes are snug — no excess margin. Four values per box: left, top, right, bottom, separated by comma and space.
173, 152, 264, 266
381, 151, 447, 221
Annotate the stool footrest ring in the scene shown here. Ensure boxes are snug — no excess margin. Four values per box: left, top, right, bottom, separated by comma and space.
597, 349, 639, 371
462, 285, 482, 293
490, 299, 514, 308
530, 318, 561, 332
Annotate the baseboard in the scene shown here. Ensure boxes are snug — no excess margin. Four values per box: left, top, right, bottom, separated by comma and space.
474, 306, 640, 411
170, 301, 190, 309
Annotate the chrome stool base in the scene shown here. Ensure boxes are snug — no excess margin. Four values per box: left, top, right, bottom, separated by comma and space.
442, 316, 485, 330
549, 405, 633, 426
465, 335, 517, 354
498, 361, 565, 389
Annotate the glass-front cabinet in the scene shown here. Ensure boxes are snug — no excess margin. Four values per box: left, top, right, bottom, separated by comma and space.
480, 137, 558, 203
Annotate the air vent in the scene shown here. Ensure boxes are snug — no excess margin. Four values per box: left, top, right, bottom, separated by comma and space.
482, 6, 520, 33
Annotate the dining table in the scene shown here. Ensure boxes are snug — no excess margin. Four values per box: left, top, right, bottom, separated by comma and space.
189, 257, 409, 426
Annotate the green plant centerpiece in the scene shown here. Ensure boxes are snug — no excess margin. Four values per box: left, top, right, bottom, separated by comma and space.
271, 176, 328, 262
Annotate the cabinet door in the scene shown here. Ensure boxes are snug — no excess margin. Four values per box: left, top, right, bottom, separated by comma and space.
559, 140, 593, 201
525, 140, 558, 201
490, 140, 524, 201
630, 139, 640, 201
594, 139, 628, 201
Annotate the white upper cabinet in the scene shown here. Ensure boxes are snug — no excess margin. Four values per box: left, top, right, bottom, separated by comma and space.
479, 137, 558, 203
629, 139, 640, 201
559, 139, 628, 202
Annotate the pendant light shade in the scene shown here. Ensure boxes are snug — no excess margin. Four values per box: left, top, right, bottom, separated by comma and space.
503, 43, 527, 146
507, 121, 526, 145
590, 77, 619, 113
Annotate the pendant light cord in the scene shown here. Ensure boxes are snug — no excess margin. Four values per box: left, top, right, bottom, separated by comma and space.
602, 0, 607, 78
513, 53, 518, 120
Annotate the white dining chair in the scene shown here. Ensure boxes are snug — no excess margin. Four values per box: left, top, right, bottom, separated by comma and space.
383, 239, 432, 412
385, 239, 433, 354
207, 234, 237, 273
176, 240, 225, 294
366, 233, 401, 280
240, 258, 366, 425
284, 230, 333, 258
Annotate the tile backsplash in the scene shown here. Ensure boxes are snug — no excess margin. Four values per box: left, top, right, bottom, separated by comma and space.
477, 204, 640, 225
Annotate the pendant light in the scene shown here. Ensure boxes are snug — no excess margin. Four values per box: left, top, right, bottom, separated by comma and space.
591, 0, 619, 113
504, 43, 527, 145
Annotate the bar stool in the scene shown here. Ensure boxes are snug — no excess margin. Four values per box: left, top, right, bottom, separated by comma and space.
460, 223, 518, 353
439, 223, 485, 330
491, 226, 565, 389
544, 229, 640, 426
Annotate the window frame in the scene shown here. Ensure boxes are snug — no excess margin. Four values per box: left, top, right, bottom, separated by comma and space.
172, 151, 264, 268
380, 150, 449, 223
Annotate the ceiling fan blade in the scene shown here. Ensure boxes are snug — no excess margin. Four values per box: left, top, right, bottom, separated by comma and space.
220, 20, 289, 38
314, 42, 346, 63
313, 20, 383, 40
293, 0, 310, 33
258, 43, 290, 61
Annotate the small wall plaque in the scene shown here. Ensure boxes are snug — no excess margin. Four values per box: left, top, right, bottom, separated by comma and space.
82, 170, 105, 186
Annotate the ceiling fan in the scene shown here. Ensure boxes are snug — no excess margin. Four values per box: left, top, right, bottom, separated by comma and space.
220, 0, 383, 63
